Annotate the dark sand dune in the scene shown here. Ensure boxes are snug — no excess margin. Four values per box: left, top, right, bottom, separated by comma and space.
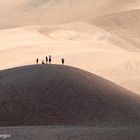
1, 126, 140, 140
0, 65, 140, 127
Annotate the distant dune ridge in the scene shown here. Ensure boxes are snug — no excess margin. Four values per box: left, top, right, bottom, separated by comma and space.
0, 0, 140, 28
89, 9, 140, 51
0, 65, 139, 127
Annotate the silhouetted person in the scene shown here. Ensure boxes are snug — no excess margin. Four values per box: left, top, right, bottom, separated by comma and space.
46, 56, 48, 64
49, 55, 52, 64
62, 58, 64, 65
36, 58, 39, 64
42, 60, 45, 64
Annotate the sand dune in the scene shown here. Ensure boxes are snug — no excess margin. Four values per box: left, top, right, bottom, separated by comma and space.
89, 9, 140, 51
0, 0, 140, 28
0, 1, 140, 139
0, 65, 140, 126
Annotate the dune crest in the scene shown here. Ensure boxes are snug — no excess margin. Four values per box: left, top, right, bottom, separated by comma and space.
0, 65, 140, 126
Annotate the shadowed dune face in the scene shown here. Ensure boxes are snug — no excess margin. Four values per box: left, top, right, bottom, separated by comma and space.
0, 1, 140, 132
0, 65, 139, 127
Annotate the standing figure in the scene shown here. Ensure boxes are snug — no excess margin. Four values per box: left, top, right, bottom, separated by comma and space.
36, 58, 39, 64
61, 58, 64, 65
49, 55, 52, 64
46, 56, 48, 64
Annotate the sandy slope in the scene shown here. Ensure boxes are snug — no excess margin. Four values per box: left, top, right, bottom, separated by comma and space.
0, 126, 140, 140
89, 9, 140, 51
0, 65, 140, 126
0, 0, 140, 28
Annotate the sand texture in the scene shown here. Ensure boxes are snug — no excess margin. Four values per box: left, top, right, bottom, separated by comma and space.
0, 65, 139, 126
0, 126, 140, 140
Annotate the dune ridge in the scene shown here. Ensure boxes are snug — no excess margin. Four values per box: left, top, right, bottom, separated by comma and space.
0, 0, 140, 28
0, 65, 139, 127
89, 9, 140, 51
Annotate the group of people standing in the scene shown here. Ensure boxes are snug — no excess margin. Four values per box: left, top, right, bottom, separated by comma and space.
36, 55, 65, 65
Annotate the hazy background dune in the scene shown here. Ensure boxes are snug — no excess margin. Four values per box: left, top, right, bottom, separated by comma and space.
89, 9, 140, 50
0, 0, 140, 28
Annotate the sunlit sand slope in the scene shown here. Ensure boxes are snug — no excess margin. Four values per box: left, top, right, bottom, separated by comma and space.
0, 0, 140, 28
89, 9, 140, 51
